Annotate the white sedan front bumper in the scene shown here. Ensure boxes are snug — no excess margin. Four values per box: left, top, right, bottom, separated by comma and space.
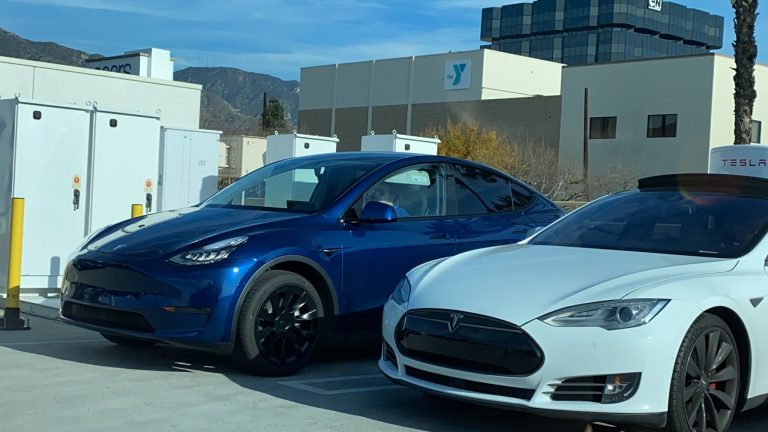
379, 299, 702, 428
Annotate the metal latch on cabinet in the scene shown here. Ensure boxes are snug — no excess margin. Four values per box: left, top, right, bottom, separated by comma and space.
72, 174, 82, 211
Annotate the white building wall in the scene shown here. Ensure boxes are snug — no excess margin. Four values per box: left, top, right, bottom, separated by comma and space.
558, 55, 717, 180
145, 48, 174, 81
219, 135, 268, 178
0, 56, 200, 129
410, 50, 485, 104
0, 61, 34, 98
300, 49, 564, 109
709, 55, 768, 148
480, 49, 563, 99
219, 141, 229, 169
139, 55, 150, 77
240, 136, 268, 176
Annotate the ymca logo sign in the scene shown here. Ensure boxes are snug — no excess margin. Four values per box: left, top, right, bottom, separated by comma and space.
648, 0, 662, 11
444, 60, 471, 90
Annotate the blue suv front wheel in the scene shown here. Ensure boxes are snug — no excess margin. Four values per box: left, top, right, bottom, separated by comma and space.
233, 270, 325, 376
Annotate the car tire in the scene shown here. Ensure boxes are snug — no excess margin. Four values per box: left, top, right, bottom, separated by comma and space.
664, 313, 740, 432
234, 270, 325, 376
101, 333, 156, 348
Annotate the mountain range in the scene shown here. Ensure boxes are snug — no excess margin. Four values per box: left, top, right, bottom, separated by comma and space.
0, 27, 299, 135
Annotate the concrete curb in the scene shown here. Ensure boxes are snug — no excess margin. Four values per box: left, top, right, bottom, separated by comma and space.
0, 296, 60, 320
21, 300, 60, 320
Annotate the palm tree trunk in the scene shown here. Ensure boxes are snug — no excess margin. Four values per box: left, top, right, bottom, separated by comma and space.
732, 0, 759, 144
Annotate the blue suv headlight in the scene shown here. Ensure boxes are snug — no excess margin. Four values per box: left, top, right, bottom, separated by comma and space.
170, 237, 248, 266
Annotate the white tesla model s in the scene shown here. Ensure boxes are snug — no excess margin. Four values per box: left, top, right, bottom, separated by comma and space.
380, 174, 768, 432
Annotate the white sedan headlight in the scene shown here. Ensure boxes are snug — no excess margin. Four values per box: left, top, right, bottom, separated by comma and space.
169, 236, 248, 266
390, 277, 412, 306
539, 299, 669, 330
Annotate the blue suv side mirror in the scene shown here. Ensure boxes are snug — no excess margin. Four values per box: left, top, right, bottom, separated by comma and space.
360, 201, 398, 223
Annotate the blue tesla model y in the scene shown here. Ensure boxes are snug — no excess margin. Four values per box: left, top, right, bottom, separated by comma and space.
60, 152, 563, 375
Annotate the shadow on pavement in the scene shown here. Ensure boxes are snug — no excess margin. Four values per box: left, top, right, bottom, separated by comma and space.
6, 319, 767, 432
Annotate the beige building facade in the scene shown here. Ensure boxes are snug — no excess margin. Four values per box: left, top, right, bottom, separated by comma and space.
299, 49, 564, 151
558, 54, 768, 181
303, 50, 768, 193
219, 135, 268, 180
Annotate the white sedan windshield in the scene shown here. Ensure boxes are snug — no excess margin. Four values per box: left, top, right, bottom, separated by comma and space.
531, 190, 768, 258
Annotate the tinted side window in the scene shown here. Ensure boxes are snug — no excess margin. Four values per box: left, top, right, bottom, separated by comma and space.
451, 165, 514, 215
350, 164, 443, 219
510, 181, 534, 208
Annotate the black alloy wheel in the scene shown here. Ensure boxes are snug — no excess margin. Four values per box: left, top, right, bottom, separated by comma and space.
254, 284, 319, 367
666, 314, 740, 432
234, 270, 325, 376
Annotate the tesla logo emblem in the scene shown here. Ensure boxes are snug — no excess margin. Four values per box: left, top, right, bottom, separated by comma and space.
448, 313, 464, 332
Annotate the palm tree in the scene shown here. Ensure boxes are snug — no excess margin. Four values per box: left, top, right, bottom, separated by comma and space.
732, 0, 759, 144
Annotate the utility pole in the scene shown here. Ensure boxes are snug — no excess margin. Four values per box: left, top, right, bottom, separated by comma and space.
262, 92, 270, 131
583, 88, 589, 200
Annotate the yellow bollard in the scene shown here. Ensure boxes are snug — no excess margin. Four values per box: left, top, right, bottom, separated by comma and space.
131, 204, 143, 218
1, 197, 30, 330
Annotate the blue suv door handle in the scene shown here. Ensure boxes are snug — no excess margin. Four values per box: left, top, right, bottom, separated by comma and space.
322, 247, 341, 257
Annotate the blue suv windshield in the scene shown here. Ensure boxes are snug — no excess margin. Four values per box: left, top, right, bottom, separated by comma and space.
204, 158, 387, 213
530, 189, 768, 258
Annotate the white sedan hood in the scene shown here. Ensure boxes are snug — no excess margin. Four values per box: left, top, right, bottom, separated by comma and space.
407, 244, 737, 325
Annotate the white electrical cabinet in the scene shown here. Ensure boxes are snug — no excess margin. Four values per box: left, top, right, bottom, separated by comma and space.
89, 110, 161, 230
0, 98, 162, 292
361, 132, 440, 155
709, 145, 768, 179
159, 127, 221, 211
265, 133, 338, 164
0, 100, 92, 291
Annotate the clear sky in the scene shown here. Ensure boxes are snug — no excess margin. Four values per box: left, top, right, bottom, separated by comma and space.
0, 0, 766, 80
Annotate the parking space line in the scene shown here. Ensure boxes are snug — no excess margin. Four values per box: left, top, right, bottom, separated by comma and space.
278, 373, 401, 395
0, 339, 105, 347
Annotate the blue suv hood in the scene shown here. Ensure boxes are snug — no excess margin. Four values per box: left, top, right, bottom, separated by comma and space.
86, 207, 304, 256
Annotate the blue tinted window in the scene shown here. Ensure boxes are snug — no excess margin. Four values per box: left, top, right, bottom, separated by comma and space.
207, 158, 385, 213
485, 0, 723, 64
647, 114, 678, 138
449, 165, 522, 215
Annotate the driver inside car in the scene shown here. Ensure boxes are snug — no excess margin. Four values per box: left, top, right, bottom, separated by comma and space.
373, 182, 410, 218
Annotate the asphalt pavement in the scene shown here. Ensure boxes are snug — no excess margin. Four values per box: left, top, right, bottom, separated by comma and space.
2, 317, 768, 432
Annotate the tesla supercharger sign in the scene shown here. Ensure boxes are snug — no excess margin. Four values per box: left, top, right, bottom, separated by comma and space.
648, 0, 662, 11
